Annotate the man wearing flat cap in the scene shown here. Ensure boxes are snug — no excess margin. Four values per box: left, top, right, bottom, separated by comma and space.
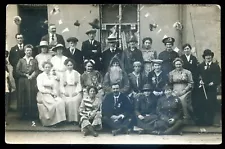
63, 37, 84, 74
158, 37, 179, 75
81, 28, 102, 72
102, 33, 123, 75
121, 35, 144, 74
196, 49, 221, 126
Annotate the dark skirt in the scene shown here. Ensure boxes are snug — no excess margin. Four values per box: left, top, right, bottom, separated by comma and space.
17, 77, 38, 119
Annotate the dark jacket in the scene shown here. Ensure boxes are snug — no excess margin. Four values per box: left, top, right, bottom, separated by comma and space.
158, 50, 179, 75
102, 92, 132, 118
81, 40, 102, 71
41, 33, 65, 47
121, 47, 144, 74
128, 72, 146, 93
63, 48, 84, 74
180, 54, 199, 83
102, 48, 123, 74
148, 70, 169, 92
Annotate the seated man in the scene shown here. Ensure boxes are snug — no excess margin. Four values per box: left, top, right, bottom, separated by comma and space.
153, 84, 184, 135
102, 83, 133, 136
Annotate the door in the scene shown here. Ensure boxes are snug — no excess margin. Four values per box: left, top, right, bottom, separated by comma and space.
18, 5, 48, 56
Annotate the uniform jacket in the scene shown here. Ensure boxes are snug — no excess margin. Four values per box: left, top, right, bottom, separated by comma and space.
81, 40, 102, 71
148, 70, 169, 92
63, 48, 84, 74
102, 92, 132, 118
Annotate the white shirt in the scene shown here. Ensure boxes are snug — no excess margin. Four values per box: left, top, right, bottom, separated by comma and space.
23, 56, 33, 65
17, 44, 24, 50
206, 61, 212, 66
49, 33, 57, 46
185, 54, 191, 62
35, 53, 52, 71
132, 72, 140, 87
110, 47, 116, 53
89, 40, 94, 45
50, 55, 67, 72
69, 47, 76, 55
37, 72, 55, 93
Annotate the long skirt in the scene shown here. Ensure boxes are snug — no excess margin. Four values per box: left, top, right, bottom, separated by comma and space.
62, 85, 82, 122
136, 114, 158, 131
80, 111, 102, 132
17, 77, 38, 119
36, 92, 66, 126
173, 83, 193, 120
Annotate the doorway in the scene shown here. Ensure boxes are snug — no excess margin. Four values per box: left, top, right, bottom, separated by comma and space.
18, 5, 48, 56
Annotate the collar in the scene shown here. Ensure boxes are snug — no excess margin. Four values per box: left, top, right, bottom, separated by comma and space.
132, 72, 140, 77
142, 48, 153, 52
129, 47, 136, 52
185, 54, 191, 58
206, 61, 212, 66
70, 47, 76, 50
18, 44, 24, 47
23, 56, 33, 60
49, 33, 56, 36
110, 47, 116, 52
114, 92, 121, 98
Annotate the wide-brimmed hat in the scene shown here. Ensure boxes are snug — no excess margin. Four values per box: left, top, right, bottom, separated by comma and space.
67, 37, 78, 43
151, 59, 163, 64
202, 49, 214, 58
52, 44, 65, 51
86, 29, 97, 35
128, 36, 138, 43
38, 41, 49, 48
107, 33, 118, 43
162, 37, 175, 44
142, 84, 153, 91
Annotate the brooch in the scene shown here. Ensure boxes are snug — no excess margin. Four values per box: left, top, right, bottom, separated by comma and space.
117, 103, 121, 108
175, 99, 178, 103
189, 60, 192, 64
204, 66, 207, 70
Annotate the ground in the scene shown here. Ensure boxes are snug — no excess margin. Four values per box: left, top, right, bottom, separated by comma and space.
5, 131, 222, 144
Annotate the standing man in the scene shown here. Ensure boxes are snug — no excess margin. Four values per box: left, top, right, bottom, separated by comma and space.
81, 28, 102, 72
121, 36, 144, 74
41, 24, 65, 55
63, 37, 84, 74
9, 33, 25, 94
102, 83, 133, 136
102, 34, 123, 74
158, 37, 179, 75
196, 49, 221, 126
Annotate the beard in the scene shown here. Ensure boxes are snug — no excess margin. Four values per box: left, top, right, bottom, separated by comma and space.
109, 66, 123, 84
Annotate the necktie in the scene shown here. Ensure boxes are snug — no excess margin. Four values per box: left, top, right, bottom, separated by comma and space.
207, 63, 210, 69
71, 49, 74, 54
51, 34, 54, 41
19, 45, 22, 50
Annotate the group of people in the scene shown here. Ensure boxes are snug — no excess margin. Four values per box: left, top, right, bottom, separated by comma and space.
5, 23, 221, 137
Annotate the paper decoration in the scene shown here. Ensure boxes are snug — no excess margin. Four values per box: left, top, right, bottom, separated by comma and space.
50, 5, 60, 15
157, 29, 162, 34
62, 28, 69, 33
44, 20, 48, 24
145, 12, 150, 18
173, 22, 183, 30
31, 121, 36, 127
13, 16, 22, 25
163, 35, 168, 39
149, 24, 157, 31
110, 25, 117, 33
173, 47, 180, 53
74, 20, 80, 26
140, 5, 144, 10
58, 20, 63, 25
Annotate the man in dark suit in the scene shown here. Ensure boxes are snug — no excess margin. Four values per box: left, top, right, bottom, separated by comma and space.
63, 37, 84, 74
158, 37, 179, 76
102, 34, 122, 75
102, 83, 133, 136
196, 49, 221, 126
9, 33, 26, 86
41, 24, 65, 55
81, 29, 102, 72
180, 44, 199, 121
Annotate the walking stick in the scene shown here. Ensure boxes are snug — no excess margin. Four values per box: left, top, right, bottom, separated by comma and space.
199, 76, 208, 100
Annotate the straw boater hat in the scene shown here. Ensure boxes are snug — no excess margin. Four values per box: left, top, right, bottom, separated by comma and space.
151, 59, 163, 64
142, 84, 153, 91
38, 41, 49, 48
66, 37, 79, 43
107, 33, 118, 43
202, 49, 214, 58
52, 44, 65, 51
86, 28, 97, 35
162, 37, 175, 44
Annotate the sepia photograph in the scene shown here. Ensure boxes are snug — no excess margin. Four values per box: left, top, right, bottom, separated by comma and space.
5, 4, 221, 144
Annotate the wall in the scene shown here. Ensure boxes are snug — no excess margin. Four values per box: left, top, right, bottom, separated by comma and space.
182, 5, 221, 65
140, 4, 181, 56
47, 4, 100, 50
6, 4, 19, 51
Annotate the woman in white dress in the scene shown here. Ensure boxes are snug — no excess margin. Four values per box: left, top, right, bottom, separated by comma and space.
50, 44, 68, 79
36, 61, 66, 127
60, 58, 83, 124
35, 41, 52, 73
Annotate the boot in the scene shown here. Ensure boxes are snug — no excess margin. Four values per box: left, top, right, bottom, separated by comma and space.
163, 121, 183, 135
83, 128, 89, 136
112, 128, 122, 136
87, 125, 98, 137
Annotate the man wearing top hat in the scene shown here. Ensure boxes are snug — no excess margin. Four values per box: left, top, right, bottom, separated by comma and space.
196, 49, 221, 126
63, 37, 84, 74
121, 36, 144, 74
158, 37, 179, 75
81, 28, 102, 72
102, 33, 123, 75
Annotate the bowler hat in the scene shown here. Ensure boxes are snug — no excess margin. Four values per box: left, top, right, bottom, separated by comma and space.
202, 49, 214, 58
67, 37, 78, 43
52, 44, 65, 52
162, 37, 175, 44
142, 84, 153, 91
38, 41, 49, 48
86, 29, 97, 35
128, 36, 138, 43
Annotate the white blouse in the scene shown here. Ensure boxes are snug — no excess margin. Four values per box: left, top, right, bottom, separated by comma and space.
35, 53, 52, 71
50, 55, 67, 72
37, 72, 57, 94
